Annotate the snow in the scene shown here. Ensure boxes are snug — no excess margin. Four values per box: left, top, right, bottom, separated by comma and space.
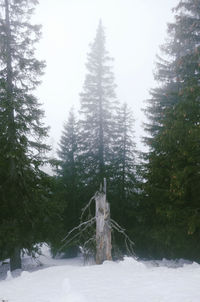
0, 248, 200, 302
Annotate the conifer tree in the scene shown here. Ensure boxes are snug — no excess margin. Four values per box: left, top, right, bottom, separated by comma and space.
54, 23, 138, 257
111, 103, 137, 225
0, 0, 50, 270
78, 22, 138, 251
56, 108, 82, 247
57, 108, 78, 181
79, 20, 118, 193
143, 0, 200, 259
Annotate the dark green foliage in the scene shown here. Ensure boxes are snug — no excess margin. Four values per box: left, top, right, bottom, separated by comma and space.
110, 103, 137, 226
142, 0, 200, 260
52, 108, 82, 256
0, 0, 52, 265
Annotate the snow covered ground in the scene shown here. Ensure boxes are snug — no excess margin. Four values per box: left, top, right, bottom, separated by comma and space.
0, 247, 200, 302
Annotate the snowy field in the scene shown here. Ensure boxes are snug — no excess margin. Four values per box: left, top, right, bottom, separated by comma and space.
0, 247, 200, 302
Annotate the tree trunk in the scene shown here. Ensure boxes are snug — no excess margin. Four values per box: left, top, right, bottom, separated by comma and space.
95, 179, 112, 264
10, 247, 21, 271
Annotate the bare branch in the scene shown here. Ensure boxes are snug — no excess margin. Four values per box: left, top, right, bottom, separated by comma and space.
59, 219, 96, 252
82, 235, 96, 250
110, 220, 136, 258
60, 183, 136, 262
62, 217, 96, 242
80, 194, 96, 221
110, 219, 126, 232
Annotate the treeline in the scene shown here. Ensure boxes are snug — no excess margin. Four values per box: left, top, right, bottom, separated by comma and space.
1, 0, 200, 271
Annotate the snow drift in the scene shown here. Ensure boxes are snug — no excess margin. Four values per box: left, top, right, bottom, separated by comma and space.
0, 253, 200, 302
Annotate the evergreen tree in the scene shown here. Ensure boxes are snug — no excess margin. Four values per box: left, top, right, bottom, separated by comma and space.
79, 20, 118, 194
78, 22, 138, 254
55, 108, 82, 256
111, 103, 137, 225
0, 0, 50, 270
57, 108, 79, 181
53, 22, 138, 258
142, 0, 200, 260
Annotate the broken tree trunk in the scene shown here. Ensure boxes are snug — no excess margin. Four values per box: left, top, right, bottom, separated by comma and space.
61, 179, 135, 263
95, 179, 112, 264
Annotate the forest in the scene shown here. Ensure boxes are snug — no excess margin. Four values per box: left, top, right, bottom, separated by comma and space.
1, 0, 200, 273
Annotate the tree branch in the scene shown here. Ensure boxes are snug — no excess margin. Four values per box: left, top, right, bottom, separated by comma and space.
62, 217, 96, 242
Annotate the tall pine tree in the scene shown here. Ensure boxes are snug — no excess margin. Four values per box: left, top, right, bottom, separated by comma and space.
0, 0, 50, 270
143, 0, 200, 260
78, 22, 137, 255
79, 20, 118, 194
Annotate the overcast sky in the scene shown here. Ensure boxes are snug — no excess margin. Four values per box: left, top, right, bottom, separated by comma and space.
34, 0, 178, 153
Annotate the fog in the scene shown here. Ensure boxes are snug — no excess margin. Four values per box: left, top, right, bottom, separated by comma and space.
34, 0, 178, 153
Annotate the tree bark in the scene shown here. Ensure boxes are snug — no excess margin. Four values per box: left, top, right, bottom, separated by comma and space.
10, 247, 21, 271
95, 179, 112, 264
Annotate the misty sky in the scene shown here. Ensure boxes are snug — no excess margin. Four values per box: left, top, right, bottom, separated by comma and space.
34, 0, 178, 154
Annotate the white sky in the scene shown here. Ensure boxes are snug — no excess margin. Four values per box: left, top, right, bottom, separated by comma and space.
34, 0, 178, 153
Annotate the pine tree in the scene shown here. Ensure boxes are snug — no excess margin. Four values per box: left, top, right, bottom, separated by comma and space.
111, 103, 137, 225
142, 0, 200, 259
78, 22, 138, 255
56, 108, 82, 253
0, 0, 50, 270
79, 20, 118, 193
57, 108, 78, 181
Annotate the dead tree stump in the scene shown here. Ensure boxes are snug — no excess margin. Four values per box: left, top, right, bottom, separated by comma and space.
95, 179, 112, 264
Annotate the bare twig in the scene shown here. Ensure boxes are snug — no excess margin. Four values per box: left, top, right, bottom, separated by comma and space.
59, 219, 96, 252
82, 235, 96, 250
80, 194, 96, 221
62, 217, 96, 242
61, 184, 136, 260
110, 219, 136, 258
110, 219, 126, 232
